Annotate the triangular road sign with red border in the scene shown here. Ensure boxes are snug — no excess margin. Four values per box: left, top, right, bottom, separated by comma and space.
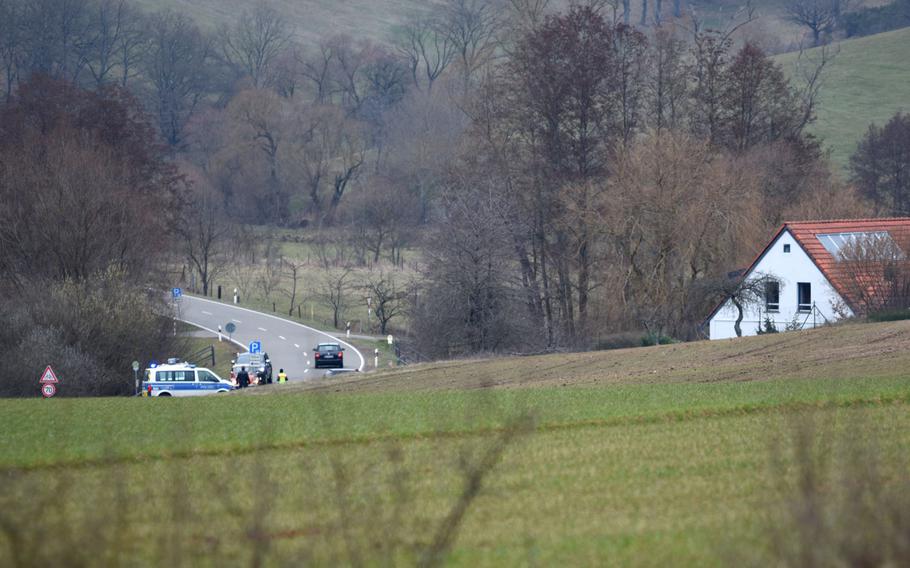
39, 366, 59, 384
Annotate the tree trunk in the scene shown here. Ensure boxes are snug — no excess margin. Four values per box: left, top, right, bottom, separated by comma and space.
640, 0, 648, 26
674, 0, 682, 18
624, 0, 631, 24
732, 297, 744, 337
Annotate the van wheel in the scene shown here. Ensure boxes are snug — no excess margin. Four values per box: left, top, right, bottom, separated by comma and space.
158, 392, 171, 397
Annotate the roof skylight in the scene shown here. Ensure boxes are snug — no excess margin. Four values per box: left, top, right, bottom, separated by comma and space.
817, 231, 901, 260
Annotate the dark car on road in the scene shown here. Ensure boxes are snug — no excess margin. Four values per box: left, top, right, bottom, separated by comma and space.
313, 343, 345, 369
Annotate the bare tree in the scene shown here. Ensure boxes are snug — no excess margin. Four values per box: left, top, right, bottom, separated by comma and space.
851, 113, 910, 216
0, 0, 23, 102
290, 104, 366, 222
319, 267, 353, 329
604, 131, 765, 340
79, 0, 132, 87
442, 0, 500, 91
220, 1, 292, 88
708, 273, 780, 337
347, 175, 416, 264
0, 77, 178, 288
836, 232, 910, 315
301, 39, 336, 104
176, 182, 231, 297
257, 251, 282, 303
226, 89, 290, 222
143, 11, 213, 147
362, 272, 407, 335
228, 260, 256, 302
412, 177, 536, 357
505, 0, 551, 33
109, 0, 148, 88
19, 0, 92, 83
396, 17, 456, 93
647, 27, 689, 133
281, 258, 308, 316
785, 0, 852, 46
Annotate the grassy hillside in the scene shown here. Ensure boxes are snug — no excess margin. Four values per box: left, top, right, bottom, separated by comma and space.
777, 26, 910, 170
3, 320, 910, 564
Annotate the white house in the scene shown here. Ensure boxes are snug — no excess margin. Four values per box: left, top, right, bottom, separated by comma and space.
706, 218, 910, 340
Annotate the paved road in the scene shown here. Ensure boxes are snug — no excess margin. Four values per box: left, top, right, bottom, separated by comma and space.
177, 295, 364, 382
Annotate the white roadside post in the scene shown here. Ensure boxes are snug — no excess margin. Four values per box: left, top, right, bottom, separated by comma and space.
367, 297, 372, 331
374, 348, 379, 368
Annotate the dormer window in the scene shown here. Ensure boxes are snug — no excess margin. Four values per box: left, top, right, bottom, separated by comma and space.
783, 244, 791, 253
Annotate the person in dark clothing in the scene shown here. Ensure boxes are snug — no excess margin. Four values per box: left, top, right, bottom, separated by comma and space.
237, 367, 250, 389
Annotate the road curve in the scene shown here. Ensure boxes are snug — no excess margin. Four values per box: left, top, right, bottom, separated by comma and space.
177, 295, 364, 381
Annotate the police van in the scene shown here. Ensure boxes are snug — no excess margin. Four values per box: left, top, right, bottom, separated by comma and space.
143, 361, 234, 397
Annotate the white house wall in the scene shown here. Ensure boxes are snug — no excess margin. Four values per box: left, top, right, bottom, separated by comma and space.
709, 229, 851, 340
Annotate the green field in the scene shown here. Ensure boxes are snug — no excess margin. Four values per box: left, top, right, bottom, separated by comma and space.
3, 320, 910, 565
777, 26, 910, 170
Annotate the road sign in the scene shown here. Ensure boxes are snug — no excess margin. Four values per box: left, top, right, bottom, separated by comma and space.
249, 340, 262, 354
42, 383, 57, 398
172, 287, 182, 299
39, 366, 59, 384
225, 322, 236, 334
387, 334, 394, 345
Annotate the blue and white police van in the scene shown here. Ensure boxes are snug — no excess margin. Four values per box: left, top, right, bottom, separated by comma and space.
143, 360, 234, 397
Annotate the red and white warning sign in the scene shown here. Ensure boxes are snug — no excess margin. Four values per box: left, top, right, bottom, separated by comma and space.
41, 383, 57, 398
39, 366, 59, 384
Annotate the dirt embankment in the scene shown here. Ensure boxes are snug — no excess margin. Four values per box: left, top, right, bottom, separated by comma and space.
276, 320, 910, 394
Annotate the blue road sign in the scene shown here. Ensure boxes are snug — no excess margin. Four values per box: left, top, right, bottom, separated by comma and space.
249, 340, 262, 354
172, 287, 182, 299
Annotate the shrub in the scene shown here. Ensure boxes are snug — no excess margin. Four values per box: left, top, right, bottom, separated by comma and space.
867, 309, 910, 322
640, 334, 677, 347
593, 332, 645, 351
0, 271, 181, 397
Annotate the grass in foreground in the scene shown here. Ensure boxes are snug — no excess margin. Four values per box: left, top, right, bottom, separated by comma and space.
2, 401, 909, 566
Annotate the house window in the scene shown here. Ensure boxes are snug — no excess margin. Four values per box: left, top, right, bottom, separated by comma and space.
797, 282, 812, 312
783, 244, 791, 253
765, 280, 780, 312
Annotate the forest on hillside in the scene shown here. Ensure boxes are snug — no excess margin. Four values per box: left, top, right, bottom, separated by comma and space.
1, 0, 909, 395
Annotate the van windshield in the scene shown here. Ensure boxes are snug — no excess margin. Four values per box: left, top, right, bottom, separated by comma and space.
198, 370, 220, 383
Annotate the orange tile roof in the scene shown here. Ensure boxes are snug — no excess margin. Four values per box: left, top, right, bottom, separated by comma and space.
784, 218, 910, 311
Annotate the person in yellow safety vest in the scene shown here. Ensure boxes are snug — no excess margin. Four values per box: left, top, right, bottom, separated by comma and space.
277, 368, 287, 383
